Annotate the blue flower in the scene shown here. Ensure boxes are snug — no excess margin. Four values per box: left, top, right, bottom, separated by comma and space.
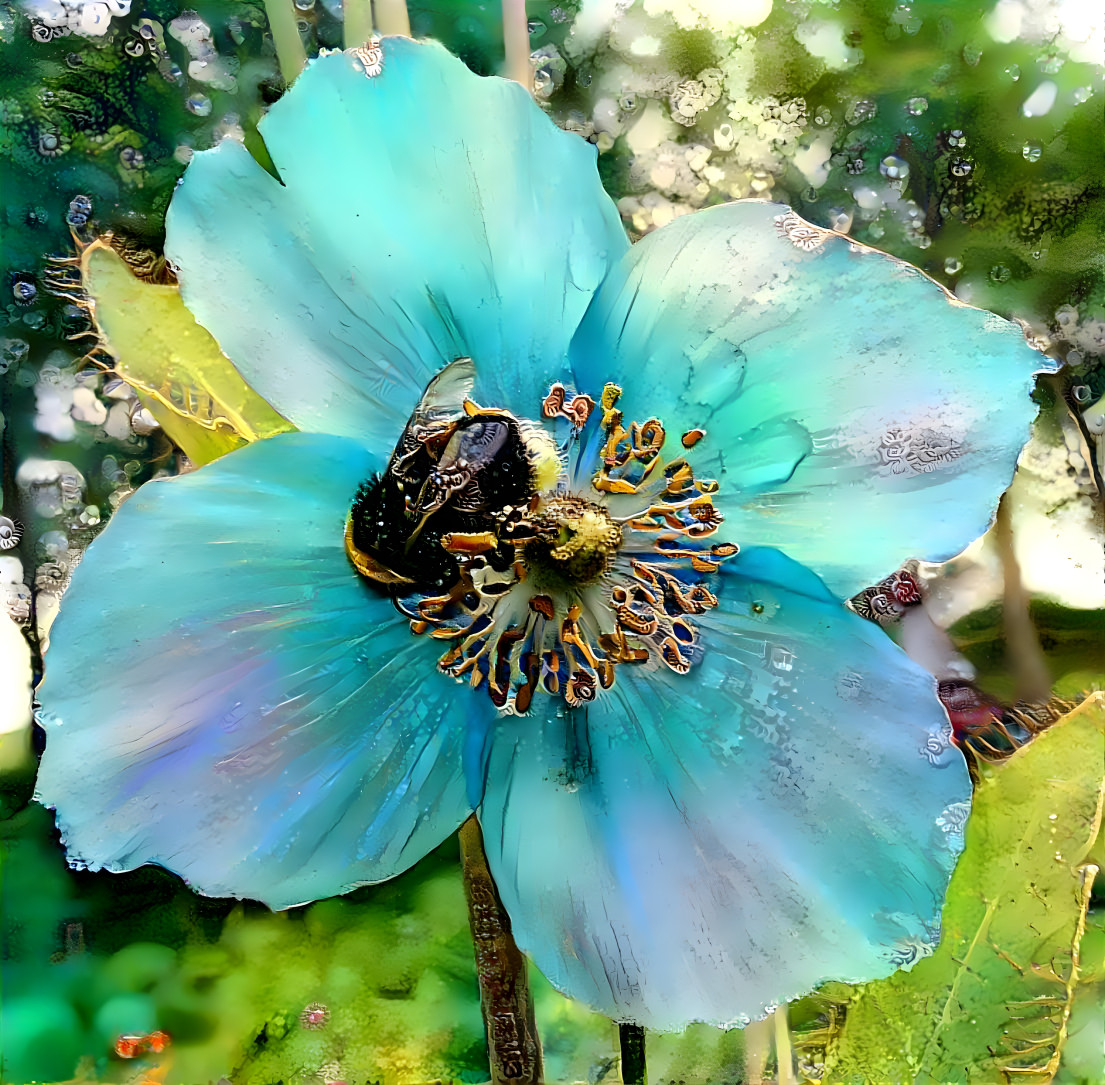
35, 39, 1044, 1030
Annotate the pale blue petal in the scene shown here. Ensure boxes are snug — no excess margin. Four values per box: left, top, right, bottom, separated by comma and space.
166, 39, 627, 445
479, 548, 968, 1029
35, 433, 477, 909
570, 201, 1046, 596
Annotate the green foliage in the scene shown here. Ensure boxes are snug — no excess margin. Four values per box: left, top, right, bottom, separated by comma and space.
798, 695, 1105, 1084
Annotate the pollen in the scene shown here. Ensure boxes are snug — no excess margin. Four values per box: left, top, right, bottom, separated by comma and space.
526, 497, 622, 586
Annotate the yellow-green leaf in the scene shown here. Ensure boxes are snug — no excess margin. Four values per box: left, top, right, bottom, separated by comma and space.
813, 694, 1104, 1085
81, 240, 293, 466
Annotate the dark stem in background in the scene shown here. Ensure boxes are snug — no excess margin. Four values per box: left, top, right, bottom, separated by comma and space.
618, 1022, 647, 1084
458, 816, 544, 1084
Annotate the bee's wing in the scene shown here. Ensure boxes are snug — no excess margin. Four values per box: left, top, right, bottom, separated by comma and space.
389, 356, 476, 475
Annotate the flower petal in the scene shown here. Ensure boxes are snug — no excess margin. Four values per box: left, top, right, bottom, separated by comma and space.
165, 39, 628, 444
570, 201, 1046, 596
35, 432, 477, 909
478, 548, 969, 1029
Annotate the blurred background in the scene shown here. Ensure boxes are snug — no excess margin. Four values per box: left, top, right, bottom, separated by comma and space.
0, 1, 1101, 1082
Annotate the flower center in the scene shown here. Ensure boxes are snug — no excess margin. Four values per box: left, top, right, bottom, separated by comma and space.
523, 496, 622, 587
345, 358, 738, 712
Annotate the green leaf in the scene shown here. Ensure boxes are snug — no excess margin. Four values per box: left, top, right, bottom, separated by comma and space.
81, 240, 294, 467
813, 694, 1104, 1085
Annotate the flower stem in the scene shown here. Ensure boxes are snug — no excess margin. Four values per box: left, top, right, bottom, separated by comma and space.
743, 1016, 771, 1084
618, 1022, 647, 1084
501, 0, 532, 90
342, 0, 374, 49
774, 1006, 797, 1085
995, 493, 1050, 703
263, 0, 307, 84
458, 816, 544, 1084
373, 0, 411, 36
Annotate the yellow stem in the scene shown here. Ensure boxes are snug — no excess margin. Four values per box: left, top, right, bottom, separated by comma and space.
995, 493, 1051, 704
502, 0, 532, 90
343, 0, 374, 48
744, 1016, 771, 1085
373, 0, 411, 36
774, 1006, 798, 1085
263, 0, 307, 84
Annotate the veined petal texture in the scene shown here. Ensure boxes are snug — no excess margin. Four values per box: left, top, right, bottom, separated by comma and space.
479, 549, 969, 1030
35, 433, 476, 909
570, 201, 1046, 596
166, 39, 628, 445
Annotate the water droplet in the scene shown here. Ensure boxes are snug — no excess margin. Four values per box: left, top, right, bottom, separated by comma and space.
293, 0, 315, 8
813, 106, 832, 126
944, 257, 962, 275
879, 155, 909, 181
962, 42, 982, 66
1005, 64, 1020, 81
1022, 81, 1057, 118
1072, 384, 1092, 404
905, 97, 928, 115
186, 93, 212, 117
915, 235, 932, 249
946, 129, 967, 148
1073, 85, 1092, 104
990, 264, 1012, 283
1048, 813, 1058, 821
950, 157, 972, 177
846, 98, 877, 125
1022, 142, 1041, 162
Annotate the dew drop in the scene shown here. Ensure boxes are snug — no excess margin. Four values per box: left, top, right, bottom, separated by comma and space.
879, 155, 909, 180
1005, 64, 1020, 81
905, 96, 928, 115
846, 98, 877, 125
1022, 81, 1057, 118
950, 157, 973, 177
186, 92, 212, 117
990, 264, 1012, 283
944, 257, 962, 274
946, 129, 967, 148
1022, 142, 1042, 162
